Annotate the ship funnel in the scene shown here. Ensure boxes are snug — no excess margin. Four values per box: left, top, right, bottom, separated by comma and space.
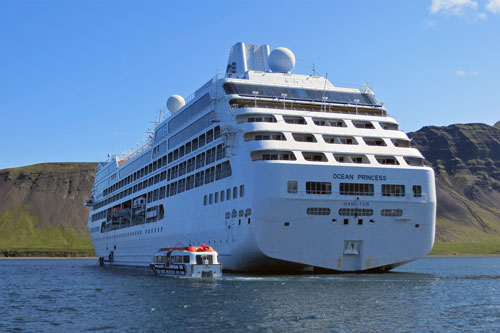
226, 42, 270, 77
167, 95, 185, 113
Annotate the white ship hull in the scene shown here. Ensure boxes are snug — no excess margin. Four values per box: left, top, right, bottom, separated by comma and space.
90, 163, 435, 272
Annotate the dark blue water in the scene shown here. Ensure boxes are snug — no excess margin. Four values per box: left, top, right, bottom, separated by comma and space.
1, 257, 499, 332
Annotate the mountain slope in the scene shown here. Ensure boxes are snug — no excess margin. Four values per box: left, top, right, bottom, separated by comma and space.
0, 163, 97, 256
409, 123, 500, 254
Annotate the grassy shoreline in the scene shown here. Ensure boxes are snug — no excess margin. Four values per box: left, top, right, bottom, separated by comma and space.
0, 248, 96, 258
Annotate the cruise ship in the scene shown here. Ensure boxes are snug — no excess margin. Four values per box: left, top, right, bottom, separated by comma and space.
86, 42, 436, 272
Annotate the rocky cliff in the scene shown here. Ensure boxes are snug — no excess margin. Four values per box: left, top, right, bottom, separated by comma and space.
0, 163, 97, 256
409, 123, 500, 253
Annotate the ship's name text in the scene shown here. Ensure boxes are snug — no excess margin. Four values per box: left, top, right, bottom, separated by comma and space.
332, 173, 387, 181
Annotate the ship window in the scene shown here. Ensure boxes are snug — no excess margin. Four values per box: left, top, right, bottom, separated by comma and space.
382, 184, 405, 197
185, 142, 192, 154
306, 182, 332, 195
392, 139, 410, 147
338, 208, 374, 216
404, 157, 424, 166
251, 150, 296, 161
205, 167, 215, 184
375, 156, 400, 165
209, 194, 213, 205
214, 126, 221, 139
224, 83, 379, 106
339, 183, 374, 196
306, 208, 331, 216
216, 161, 232, 180
186, 175, 194, 191
352, 120, 374, 129
302, 152, 328, 162
363, 138, 386, 146
283, 116, 306, 125
215, 191, 219, 203
179, 162, 186, 176
381, 209, 403, 217
168, 152, 173, 164
240, 185, 244, 197
171, 165, 178, 179
195, 171, 204, 187
313, 118, 346, 127
206, 129, 214, 143
187, 157, 195, 172
178, 178, 185, 193
244, 132, 286, 141
206, 147, 216, 164
220, 190, 225, 202
287, 181, 298, 194
196, 152, 205, 169
179, 146, 185, 158
233, 187, 238, 199
380, 122, 398, 130
192, 138, 199, 150
413, 185, 422, 197
199, 134, 206, 148
323, 135, 358, 145
237, 114, 277, 123
292, 133, 316, 142
226, 188, 231, 200
170, 182, 177, 196
216, 144, 226, 160
173, 149, 179, 161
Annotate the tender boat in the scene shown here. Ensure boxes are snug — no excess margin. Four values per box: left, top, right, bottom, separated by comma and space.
149, 244, 222, 278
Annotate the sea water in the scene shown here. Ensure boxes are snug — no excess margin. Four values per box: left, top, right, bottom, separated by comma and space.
1, 257, 499, 332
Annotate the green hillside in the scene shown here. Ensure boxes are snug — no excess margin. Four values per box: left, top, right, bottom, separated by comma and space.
409, 122, 500, 255
0, 163, 97, 256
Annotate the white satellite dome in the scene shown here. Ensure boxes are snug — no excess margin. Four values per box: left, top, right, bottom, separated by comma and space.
167, 95, 185, 113
268, 47, 296, 73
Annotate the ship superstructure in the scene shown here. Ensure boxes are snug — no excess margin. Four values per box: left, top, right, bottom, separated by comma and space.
86, 42, 436, 272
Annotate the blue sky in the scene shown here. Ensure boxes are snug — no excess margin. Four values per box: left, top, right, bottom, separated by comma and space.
1, 0, 499, 169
